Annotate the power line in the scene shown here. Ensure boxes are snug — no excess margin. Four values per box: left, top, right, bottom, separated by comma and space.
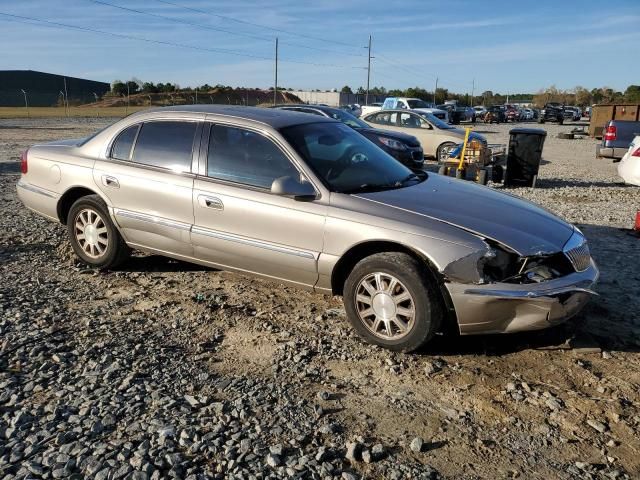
0, 12, 366, 70
151, 0, 361, 50
88, 0, 365, 58
375, 53, 471, 91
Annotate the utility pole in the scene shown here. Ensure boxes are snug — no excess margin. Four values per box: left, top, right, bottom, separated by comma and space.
433, 77, 438, 104
93, 92, 99, 118
195, 87, 198, 104
273, 37, 278, 106
20, 89, 29, 117
471, 78, 475, 106
126, 82, 130, 116
365, 35, 372, 106
63, 77, 69, 117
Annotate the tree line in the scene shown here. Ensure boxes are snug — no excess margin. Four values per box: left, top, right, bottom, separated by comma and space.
532, 85, 640, 108
108, 79, 640, 108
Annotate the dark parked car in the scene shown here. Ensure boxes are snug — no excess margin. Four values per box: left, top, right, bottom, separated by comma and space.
436, 104, 465, 125
486, 105, 506, 123
273, 104, 424, 169
538, 103, 564, 124
596, 120, 640, 160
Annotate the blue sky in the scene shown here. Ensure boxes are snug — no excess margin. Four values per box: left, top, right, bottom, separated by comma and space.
1, 0, 638, 94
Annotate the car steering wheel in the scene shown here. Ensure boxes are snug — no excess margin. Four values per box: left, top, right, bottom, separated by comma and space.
327, 146, 359, 180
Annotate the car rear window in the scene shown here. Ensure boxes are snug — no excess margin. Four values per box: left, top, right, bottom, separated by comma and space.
131, 121, 197, 172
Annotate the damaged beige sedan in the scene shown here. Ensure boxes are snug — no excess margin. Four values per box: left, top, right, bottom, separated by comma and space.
17, 106, 599, 351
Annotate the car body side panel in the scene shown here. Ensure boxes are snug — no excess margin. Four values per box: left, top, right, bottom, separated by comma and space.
93, 160, 195, 257
17, 145, 99, 221
192, 178, 327, 288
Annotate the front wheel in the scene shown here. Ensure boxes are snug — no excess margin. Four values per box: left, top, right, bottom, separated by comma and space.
343, 253, 443, 352
67, 195, 130, 269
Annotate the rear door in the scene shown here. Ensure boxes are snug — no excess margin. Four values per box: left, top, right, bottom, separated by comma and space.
93, 119, 200, 257
191, 122, 327, 288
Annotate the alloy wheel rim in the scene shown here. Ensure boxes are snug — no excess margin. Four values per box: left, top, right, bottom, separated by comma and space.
439, 145, 455, 162
355, 272, 416, 340
74, 208, 109, 259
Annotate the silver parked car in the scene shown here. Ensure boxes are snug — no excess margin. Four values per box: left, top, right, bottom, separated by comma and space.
17, 105, 599, 352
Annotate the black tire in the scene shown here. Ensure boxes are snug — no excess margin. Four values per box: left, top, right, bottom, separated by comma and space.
343, 252, 443, 352
67, 194, 130, 269
557, 133, 574, 140
477, 168, 488, 185
538, 118, 545, 124
558, 118, 564, 125
437, 165, 447, 176
492, 165, 504, 183
436, 142, 457, 162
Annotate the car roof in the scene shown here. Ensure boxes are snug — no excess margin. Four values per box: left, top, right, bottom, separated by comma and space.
130, 104, 334, 129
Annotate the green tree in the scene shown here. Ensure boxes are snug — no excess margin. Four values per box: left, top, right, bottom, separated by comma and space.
111, 80, 127, 96
142, 82, 158, 93
340, 85, 353, 94
624, 85, 640, 103
126, 80, 139, 94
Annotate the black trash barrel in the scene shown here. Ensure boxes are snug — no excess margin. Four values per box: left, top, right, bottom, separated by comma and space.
504, 128, 547, 187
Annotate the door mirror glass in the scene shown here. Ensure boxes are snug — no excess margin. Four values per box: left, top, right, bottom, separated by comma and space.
270, 176, 317, 200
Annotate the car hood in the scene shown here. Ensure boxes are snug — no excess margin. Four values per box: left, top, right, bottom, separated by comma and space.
354, 174, 574, 256
355, 127, 421, 147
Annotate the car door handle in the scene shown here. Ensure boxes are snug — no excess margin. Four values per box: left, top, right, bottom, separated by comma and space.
102, 175, 120, 188
198, 195, 224, 210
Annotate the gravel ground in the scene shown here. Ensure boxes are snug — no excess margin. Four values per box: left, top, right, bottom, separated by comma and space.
1, 117, 639, 479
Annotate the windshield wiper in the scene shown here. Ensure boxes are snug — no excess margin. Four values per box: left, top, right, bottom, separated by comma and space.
340, 183, 398, 194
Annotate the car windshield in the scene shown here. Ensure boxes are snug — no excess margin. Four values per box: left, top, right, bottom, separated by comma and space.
280, 122, 423, 194
326, 109, 369, 129
407, 99, 432, 109
416, 112, 454, 130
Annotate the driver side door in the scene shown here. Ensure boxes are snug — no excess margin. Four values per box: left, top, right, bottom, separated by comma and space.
191, 123, 327, 288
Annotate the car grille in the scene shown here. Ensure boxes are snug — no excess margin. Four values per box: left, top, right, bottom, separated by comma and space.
564, 241, 590, 272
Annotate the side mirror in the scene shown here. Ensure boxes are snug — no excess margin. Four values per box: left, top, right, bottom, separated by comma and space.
271, 176, 317, 201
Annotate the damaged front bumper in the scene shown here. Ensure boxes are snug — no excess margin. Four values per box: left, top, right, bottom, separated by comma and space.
445, 259, 599, 335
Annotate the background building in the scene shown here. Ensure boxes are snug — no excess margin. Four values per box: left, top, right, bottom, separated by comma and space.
0, 70, 110, 107
286, 90, 386, 106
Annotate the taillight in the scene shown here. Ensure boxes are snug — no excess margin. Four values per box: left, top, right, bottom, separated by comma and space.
604, 125, 617, 141
632, 147, 640, 157
20, 149, 28, 174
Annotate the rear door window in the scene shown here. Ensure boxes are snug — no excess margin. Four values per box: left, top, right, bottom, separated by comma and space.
110, 124, 139, 161
399, 113, 420, 128
131, 121, 197, 172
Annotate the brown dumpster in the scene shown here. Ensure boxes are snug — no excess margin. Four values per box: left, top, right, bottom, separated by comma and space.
589, 104, 640, 137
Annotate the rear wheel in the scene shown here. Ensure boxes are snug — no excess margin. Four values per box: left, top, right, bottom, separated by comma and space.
67, 195, 130, 269
343, 252, 443, 352
437, 142, 457, 162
